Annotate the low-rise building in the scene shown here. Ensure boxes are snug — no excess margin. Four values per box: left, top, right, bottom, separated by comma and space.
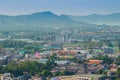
51, 75, 104, 80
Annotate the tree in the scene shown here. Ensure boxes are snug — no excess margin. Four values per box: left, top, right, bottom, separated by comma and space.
91, 55, 114, 64
54, 71, 65, 76
77, 51, 81, 54
117, 67, 120, 79
38, 70, 52, 77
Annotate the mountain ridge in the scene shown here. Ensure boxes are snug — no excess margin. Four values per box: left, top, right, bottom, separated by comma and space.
69, 12, 120, 22
0, 11, 119, 32
0, 11, 92, 32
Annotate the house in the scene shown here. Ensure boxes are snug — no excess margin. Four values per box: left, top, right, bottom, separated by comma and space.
0, 57, 7, 65
55, 60, 70, 65
51, 75, 104, 80
88, 60, 103, 65
1, 73, 12, 80
102, 47, 115, 54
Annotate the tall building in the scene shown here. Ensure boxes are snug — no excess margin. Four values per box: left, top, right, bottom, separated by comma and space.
54, 35, 65, 42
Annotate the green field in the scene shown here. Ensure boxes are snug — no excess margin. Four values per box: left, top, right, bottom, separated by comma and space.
63, 43, 79, 48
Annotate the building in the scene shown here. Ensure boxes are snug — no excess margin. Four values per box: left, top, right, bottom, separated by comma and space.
0, 55, 13, 66
103, 47, 115, 54
51, 75, 104, 80
88, 60, 103, 65
1, 73, 12, 80
54, 35, 65, 42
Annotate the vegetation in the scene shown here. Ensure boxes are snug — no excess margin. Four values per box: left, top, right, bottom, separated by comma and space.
63, 43, 79, 48
0, 56, 56, 79
0, 40, 28, 48
91, 55, 114, 64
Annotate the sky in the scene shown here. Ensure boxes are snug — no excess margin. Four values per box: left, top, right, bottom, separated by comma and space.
0, 0, 120, 16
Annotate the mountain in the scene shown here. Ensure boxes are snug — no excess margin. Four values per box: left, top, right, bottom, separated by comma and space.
0, 11, 73, 23
69, 13, 120, 26
0, 11, 94, 32
0, 11, 118, 32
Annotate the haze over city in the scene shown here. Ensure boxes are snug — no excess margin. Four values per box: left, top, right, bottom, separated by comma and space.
0, 0, 120, 15
1, 0, 120, 80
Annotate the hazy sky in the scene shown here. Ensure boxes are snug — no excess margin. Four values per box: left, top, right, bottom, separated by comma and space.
0, 0, 120, 15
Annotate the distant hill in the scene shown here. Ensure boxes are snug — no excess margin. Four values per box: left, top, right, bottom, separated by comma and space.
0, 11, 95, 32
69, 13, 120, 26
0, 11, 119, 32
0, 11, 73, 24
